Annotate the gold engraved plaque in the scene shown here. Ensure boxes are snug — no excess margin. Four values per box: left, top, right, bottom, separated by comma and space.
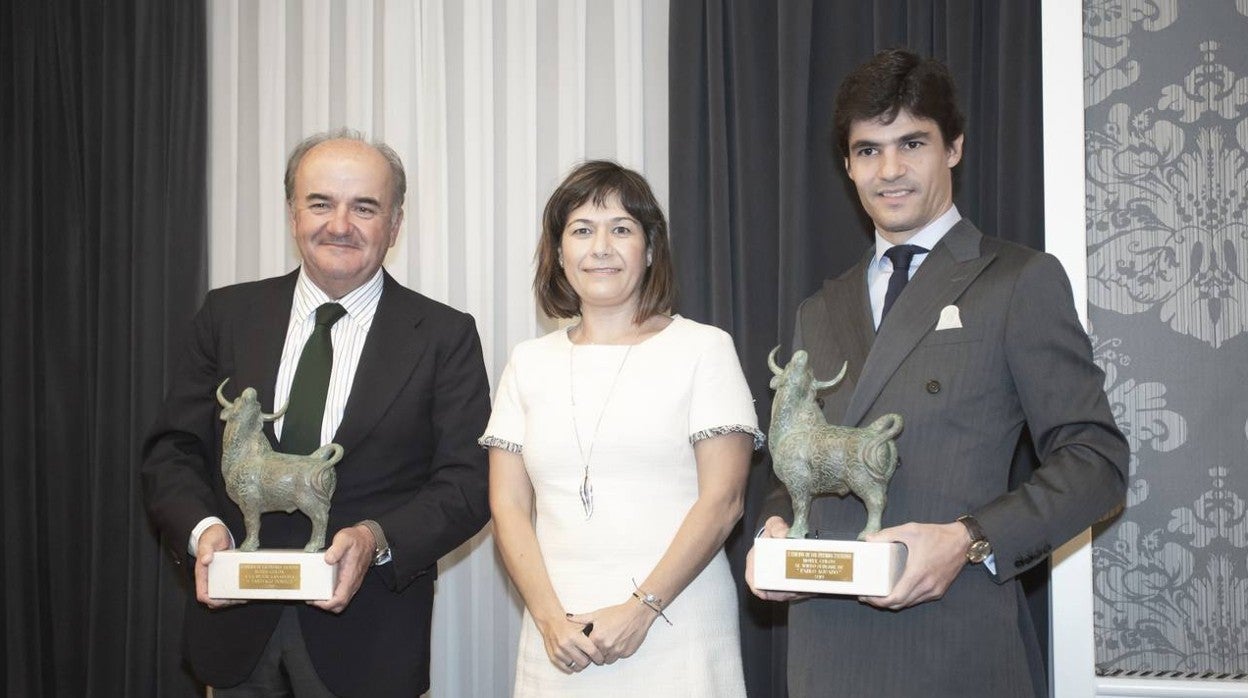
209, 550, 335, 599
785, 550, 854, 582
754, 538, 902, 595
239, 563, 302, 590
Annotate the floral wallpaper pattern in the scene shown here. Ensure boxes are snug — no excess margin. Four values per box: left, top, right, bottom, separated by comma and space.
1085, 0, 1248, 677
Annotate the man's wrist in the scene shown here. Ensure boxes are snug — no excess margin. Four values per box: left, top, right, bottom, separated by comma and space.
355, 519, 391, 566
190, 517, 232, 555
760, 515, 789, 539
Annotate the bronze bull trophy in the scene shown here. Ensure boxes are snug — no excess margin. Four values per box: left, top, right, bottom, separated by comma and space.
207, 379, 344, 600
752, 348, 907, 596
767, 348, 902, 539
216, 379, 344, 552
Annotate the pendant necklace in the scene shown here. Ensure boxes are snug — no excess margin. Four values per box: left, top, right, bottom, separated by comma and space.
569, 341, 633, 520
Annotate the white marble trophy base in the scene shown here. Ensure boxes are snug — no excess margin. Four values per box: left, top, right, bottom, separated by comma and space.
208, 549, 338, 601
753, 537, 907, 596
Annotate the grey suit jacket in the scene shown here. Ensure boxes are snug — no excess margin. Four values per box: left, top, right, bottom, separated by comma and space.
761, 220, 1128, 698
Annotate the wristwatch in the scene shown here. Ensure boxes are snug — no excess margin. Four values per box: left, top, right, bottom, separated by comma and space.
356, 519, 392, 566
956, 514, 992, 564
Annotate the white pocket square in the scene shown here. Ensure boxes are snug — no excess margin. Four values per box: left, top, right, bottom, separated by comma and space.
935, 305, 962, 330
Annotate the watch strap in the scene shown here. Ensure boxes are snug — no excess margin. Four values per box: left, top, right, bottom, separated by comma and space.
957, 514, 986, 541
356, 519, 391, 566
956, 514, 991, 564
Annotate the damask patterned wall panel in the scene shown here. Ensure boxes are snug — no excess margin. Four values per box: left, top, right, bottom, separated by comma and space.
1086, 0, 1248, 678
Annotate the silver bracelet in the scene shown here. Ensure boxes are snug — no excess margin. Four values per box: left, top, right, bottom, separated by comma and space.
631, 578, 672, 625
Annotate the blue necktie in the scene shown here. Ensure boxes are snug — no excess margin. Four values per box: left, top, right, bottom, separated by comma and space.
881, 245, 929, 321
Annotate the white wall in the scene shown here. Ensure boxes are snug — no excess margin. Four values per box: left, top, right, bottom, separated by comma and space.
1043, 0, 1097, 693
207, 1, 669, 694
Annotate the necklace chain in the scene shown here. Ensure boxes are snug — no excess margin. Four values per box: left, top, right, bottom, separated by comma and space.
570, 343, 633, 520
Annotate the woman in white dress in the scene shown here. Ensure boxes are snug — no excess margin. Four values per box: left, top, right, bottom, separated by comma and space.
482, 161, 761, 697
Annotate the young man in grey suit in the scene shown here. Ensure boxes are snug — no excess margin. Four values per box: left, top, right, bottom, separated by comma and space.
746, 49, 1129, 697
143, 131, 491, 697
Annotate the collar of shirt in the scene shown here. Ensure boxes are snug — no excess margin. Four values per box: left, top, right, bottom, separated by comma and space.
867, 205, 961, 329
291, 267, 385, 334
273, 267, 385, 445
869, 204, 962, 276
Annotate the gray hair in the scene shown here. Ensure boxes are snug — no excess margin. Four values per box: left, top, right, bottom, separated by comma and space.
284, 128, 407, 223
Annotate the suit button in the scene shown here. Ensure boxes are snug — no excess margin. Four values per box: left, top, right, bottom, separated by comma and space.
926, 380, 941, 394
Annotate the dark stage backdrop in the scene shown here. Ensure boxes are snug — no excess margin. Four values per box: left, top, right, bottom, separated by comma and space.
2, 1, 207, 696
668, 2, 1046, 695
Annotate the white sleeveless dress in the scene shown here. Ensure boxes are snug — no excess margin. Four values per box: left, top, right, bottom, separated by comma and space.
481, 317, 761, 698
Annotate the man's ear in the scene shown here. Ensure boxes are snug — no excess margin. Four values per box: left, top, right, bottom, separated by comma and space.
388, 209, 404, 247
945, 134, 965, 168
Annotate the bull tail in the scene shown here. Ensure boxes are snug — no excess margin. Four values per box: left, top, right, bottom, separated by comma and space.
860, 414, 902, 482
309, 444, 343, 498
312, 443, 345, 467
866, 414, 902, 441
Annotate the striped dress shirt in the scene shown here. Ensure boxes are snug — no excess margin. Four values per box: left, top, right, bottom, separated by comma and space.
189, 267, 385, 554
272, 268, 385, 445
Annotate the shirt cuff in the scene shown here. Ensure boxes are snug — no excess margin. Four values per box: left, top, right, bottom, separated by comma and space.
189, 516, 233, 555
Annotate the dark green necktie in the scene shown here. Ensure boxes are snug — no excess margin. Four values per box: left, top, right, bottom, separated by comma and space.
279, 302, 347, 455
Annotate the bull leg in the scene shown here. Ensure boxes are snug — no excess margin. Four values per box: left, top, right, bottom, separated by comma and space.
305, 504, 328, 552
857, 485, 887, 540
240, 506, 261, 552
790, 495, 812, 539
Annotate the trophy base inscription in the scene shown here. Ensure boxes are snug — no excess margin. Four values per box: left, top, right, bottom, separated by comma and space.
753, 538, 907, 596
208, 549, 338, 601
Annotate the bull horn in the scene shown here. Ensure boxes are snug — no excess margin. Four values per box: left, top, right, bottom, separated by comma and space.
262, 403, 288, 421
216, 379, 232, 408
767, 346, 783, 376
812, 361, 848, 391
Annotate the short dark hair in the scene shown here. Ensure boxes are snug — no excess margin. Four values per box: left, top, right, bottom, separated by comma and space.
284, 128, 407, 224
833, 49, 965, 157
534, 161, 675, 324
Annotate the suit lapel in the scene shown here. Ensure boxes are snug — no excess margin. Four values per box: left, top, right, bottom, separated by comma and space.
842, 220, 995, 426
332, 272, 429, 454
232, 271, 299, 442
820, 251, 875, 387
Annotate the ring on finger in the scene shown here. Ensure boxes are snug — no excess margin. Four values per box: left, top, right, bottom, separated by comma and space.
566, 660, 577, 669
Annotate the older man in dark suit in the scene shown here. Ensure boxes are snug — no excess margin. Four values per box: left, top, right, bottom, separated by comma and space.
746, 50, 1128, 697
142, 130, 491, 697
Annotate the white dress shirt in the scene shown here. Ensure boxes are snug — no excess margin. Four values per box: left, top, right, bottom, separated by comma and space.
866, 204, 962, 329
272, 268, 384, 445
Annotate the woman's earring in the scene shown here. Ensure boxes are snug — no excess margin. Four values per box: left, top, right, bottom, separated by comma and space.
646, 249, 653, 267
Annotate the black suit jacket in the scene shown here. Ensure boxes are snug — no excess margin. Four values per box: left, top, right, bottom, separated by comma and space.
142, 270, 491, 697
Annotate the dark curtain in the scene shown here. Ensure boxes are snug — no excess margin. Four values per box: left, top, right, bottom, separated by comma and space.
668, 2, 1045, 696
2, 1, 208, 696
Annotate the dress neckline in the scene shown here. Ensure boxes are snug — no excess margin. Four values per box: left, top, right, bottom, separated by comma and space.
561, 315, 682, 348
